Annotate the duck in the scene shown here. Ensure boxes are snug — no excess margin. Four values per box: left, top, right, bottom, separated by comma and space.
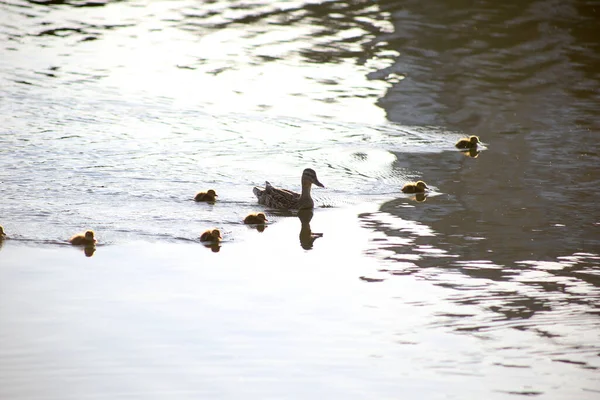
455, 135, 482, 149
401, 180, 429, 193
253, 168, 324, 210
194, 189, 218, 202
244, 212, 268, 224
200, 228, 222, 243
69, 230, 97, 246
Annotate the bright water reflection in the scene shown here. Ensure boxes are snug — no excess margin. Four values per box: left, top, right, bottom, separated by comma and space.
1, 0, 599, 399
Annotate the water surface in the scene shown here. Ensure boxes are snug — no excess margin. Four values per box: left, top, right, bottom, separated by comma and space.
1, 0, 599, 399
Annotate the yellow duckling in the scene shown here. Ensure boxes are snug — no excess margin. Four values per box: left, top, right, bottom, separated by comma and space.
455, 135, 482, 149
200, 228, 222, 243
194, 189, 218, 202
69, 230, 97, 246
401, 180, 429, 193
244, 212, 268, 224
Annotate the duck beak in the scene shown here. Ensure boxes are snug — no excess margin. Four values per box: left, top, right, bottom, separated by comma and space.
314, 179, 325, 188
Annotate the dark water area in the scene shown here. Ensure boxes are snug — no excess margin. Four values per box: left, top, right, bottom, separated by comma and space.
1, 0, 600, 399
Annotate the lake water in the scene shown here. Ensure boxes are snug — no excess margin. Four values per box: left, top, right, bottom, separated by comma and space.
1, 0, 599, 399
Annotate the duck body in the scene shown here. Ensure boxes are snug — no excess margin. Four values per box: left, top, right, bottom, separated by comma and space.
253, 168, 324, 210
244, 212, 268, 224
195, 189, 217, 202
69, 230, 96, 246
200, 229, 222, 243
402, 181, 429, 193
455, 135, 482, 149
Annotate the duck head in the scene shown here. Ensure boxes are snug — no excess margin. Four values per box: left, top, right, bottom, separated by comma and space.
302, 168, 324, 188
469, 136, 481, 145
415, 181, 429, 191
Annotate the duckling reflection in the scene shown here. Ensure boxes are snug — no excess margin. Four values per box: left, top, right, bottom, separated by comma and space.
204, 242, 221, 252
413, 192, 427, 202
461, 147, 480, 158
297, 209, 323, 250
84, 246, 96, 257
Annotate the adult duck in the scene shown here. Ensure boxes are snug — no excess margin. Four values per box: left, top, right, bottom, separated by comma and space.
253, 168, 324, 210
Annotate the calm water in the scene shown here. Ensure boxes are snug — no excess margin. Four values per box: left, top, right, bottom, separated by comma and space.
1, 0, 599, 399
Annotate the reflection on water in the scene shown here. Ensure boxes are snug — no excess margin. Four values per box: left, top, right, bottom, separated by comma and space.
460, 148, 481, 158
203, 242, 221, 253
297, 209, 323, 250
83, 245, 96, 257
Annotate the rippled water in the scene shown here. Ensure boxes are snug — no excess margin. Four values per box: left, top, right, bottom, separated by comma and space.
1, 0, 599, 399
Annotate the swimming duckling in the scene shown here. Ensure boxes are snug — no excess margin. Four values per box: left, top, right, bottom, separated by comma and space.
455, 135, 482, 149
401, 181, 429, 193
69, 230, 97, 246
244, 212, 268, 224
200, 228, 222, 243
253, 168, 324, 210
194, 189, 218, 202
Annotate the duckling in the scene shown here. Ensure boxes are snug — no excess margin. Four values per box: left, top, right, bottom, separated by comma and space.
200, 228, 222, 243
455, 135, 482, 149
253, 168, 325, 210
244, 212, 268, 224
194, 189, 218, 202
401, 180, 429, 193
69, 230, 97, 246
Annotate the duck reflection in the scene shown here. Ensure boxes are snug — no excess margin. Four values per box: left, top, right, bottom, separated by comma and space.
203, 242, 221, 252
83, 245, 96, 257
297, 209, 323, 250
461, 148, 481, 158
413, 192, 428, 202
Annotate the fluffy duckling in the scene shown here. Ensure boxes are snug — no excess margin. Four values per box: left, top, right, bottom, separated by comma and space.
69, 230, 97, 246
401, 181, 429, 194
200, 228, 222, 243
244, 212, 268, 225
194, 189, 218, 202
455, 135, 482, 149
